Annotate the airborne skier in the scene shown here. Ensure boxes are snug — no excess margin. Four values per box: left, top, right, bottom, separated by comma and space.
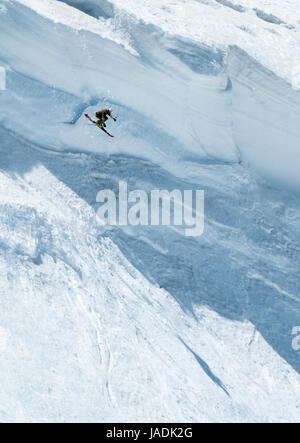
85, 108, 117, 138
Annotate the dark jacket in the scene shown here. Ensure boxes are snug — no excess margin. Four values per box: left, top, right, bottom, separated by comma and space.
96, 109, 111, 120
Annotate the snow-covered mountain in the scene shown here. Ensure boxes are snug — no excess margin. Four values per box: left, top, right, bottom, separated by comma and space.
0, 0, 300, 422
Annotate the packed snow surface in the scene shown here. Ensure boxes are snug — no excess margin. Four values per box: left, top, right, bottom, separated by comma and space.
0, 0, 300, 422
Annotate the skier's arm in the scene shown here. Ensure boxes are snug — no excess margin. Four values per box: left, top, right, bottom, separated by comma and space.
108, 112, 117, 122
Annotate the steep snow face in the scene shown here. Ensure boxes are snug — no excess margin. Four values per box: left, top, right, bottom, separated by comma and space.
107, 0, 300, 87
0, 0, 300, 423
228, 48, 300, 192
1, 0, 300, 189
0, 0, 238, 165
13, 0, 137, 54
1, 129, 300, 423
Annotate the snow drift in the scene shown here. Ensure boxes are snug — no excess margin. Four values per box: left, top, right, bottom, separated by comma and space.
0, 0, 300, 423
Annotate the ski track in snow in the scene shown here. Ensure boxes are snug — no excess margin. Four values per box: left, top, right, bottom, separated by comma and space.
0, 0, 299, 423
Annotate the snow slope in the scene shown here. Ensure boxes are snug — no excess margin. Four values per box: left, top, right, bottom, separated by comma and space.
0, 0, 300, 422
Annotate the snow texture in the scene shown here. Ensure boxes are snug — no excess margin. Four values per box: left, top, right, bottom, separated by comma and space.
0, 0, 299, 423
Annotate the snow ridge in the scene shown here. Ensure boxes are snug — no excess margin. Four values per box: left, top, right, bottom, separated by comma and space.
0, 0, 300, 423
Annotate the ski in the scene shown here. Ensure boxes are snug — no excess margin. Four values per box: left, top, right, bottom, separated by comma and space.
84, 114, 115, 138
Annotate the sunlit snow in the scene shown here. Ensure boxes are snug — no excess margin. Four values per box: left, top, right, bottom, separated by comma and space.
0, 0, 299, 423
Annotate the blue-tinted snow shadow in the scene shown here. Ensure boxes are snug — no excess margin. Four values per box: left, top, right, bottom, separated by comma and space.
1, 128, 300, 376
166, 38, 225, 76
254, 9, 294, 29
0, 10, 299, 376
57, 0, 114, 20
214, 0, 245, 13
179, 337, 230, 397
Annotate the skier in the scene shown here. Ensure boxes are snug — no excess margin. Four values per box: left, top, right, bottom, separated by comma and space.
96, 108, 117, 126
85, 108, 117, 138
